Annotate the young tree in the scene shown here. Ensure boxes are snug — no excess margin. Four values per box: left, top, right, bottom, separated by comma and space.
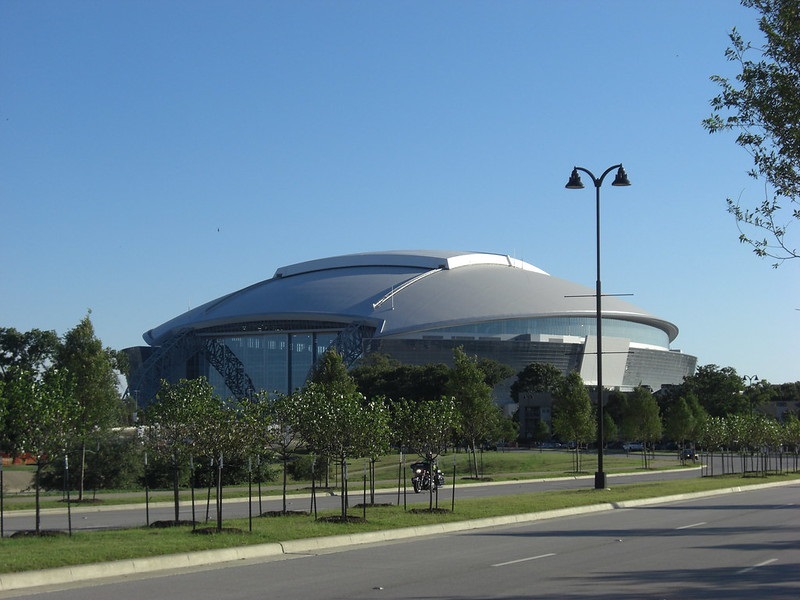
551, 371, 595, 473
291, 381, 388, 519
665, 397, 695, 454
144, 378, 217, 523
620, 387, 663, 468
392, 397, 459, 458
192, 395, 244, 531
56, 314, 123, 500
531, 419, 551, 449
359, 399, 392, 505
698, 416, 729, 475
447, 347, 498, 478
240, 391, 305, 513
703, 0, 800, 266
295, 350, 391, 519
2, 368, 79, 532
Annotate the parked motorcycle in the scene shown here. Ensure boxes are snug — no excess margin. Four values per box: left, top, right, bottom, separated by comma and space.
410, 459, 445, 493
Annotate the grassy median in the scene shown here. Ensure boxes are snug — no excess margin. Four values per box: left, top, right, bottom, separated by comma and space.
0, 449, 681, 511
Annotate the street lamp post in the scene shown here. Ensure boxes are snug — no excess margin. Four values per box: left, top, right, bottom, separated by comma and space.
565, 164, 630, 490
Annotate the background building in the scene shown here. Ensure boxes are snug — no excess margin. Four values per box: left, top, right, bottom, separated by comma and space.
125, 250, 696, 409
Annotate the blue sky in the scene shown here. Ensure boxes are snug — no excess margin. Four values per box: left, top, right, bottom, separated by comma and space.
2, 1, 798, 384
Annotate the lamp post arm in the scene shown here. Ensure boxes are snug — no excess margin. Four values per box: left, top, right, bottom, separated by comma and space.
572, 164, 623, 188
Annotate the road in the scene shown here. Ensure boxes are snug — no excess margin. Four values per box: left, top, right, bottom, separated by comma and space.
4, 482, 798, 599
1, 465, 701, 534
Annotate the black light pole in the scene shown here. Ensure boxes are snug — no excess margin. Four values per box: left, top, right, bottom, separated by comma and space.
565, 164, 631, 490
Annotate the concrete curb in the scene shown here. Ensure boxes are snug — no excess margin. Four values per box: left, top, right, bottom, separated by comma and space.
1, 478, 796, 593
0, 543, 285, 592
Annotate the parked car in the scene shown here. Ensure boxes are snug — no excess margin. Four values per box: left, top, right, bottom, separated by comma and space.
623, 442, 644, 451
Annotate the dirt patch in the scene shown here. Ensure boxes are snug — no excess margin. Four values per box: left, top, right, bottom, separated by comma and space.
61, 498, 105, 505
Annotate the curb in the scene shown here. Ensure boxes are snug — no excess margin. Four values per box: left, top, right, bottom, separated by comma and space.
1, 478, 796, 593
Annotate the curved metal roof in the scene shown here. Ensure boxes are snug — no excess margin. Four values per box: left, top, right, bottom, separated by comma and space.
144, 250, 679, 345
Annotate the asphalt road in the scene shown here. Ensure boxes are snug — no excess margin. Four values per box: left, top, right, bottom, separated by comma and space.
4, 482, 798, 599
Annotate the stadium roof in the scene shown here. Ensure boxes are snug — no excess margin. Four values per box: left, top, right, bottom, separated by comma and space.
144, 250, 678, 345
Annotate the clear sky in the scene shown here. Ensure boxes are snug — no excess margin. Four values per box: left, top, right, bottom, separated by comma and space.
2, 1, 798, 385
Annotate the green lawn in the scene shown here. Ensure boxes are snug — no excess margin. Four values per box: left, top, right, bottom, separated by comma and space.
1, 449, 680, 511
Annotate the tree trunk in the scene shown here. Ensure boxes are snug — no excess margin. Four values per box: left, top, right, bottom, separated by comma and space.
35, 461, 42, 533
172, 457, 180, 523
216, 454, 223, 532
78, 441, 86, 502
282, 454, 288, 513
340, 456, 347, 519
370, 458, 375, 505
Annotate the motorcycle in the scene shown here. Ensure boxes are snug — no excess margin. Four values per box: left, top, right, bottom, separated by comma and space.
410, 460, 445, 493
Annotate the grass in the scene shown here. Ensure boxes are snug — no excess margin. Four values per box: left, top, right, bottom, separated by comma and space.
1, 462, 799, 574
0, 449, 681, 511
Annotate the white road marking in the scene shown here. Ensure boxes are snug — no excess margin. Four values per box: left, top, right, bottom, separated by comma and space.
491, 553, 556, 567
737, 558, 778, 575
676, 522, 706, 530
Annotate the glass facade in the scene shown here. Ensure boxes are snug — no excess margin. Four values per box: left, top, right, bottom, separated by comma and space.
423, 316, 670, 348
142, 317, 687, 403
203, 331, 338, 395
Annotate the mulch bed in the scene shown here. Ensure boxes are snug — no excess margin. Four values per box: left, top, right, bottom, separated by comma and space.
315, 515, 366, 524
260, 510, 310, 517
149, 520, 198, 528
409, 508, 451, 514
191, 527, 246, 535
10, 530, 68, 538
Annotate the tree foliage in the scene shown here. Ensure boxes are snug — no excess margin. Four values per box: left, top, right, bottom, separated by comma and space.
0, 327, 60, 382
447, 347, 498, 478
683, 365, 750, 417
350, 353, 450, 402
551, 371, 595, 472
704, 0, 800, 266
143, 377, 221, 523
56, 314, 123, 500
2, 367, 79, 532
294, 350, 391, 518
619, 387, 663, 468
475, 358, 515, 387
510, 363, 563, 403
392, 396, 459, 458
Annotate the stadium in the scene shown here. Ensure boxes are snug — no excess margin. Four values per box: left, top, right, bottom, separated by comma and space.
125, 250, 697, 409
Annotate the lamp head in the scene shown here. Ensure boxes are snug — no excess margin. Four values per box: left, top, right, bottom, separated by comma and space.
565, 168, 584, 189
611, 165, 631, 187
